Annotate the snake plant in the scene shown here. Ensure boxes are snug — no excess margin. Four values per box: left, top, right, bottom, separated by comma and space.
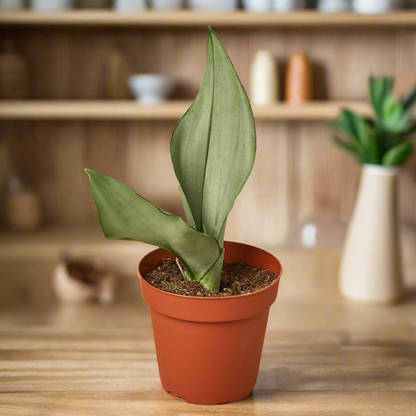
330, 76, 415, 166
85, 29, 256, 292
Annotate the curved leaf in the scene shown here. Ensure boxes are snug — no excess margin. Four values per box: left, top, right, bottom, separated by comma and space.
171, 28, 256, 240
86, 169, 221, 281
382, 141, 414, 167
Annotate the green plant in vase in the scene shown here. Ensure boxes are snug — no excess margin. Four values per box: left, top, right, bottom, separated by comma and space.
330, 76, 415, 305
85, 29, 282, 405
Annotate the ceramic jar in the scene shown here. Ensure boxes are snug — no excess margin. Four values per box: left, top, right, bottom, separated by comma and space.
115, 0, 147, 11
250, 50, 278, 105
129, 74, 175, 105
0, 40, 28, 100
273, 0, 306, 11
188, 0, 238, 11
104, 46, 131, 99
30, 0, 73, 11
245, 0, 272, 12
318, 0, 351, 12
0, 0, 25, 10
353, 0, 404, 13
152, 0, 183, 9
339, 165, 403, 305
285, 52, 312, 103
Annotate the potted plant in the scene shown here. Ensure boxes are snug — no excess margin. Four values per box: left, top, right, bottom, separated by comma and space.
330, 76, 415, 304
85, 29, 282, 405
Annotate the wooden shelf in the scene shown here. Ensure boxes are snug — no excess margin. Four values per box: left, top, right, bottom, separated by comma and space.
0, 100, 372, 121
0, 11, 416, 28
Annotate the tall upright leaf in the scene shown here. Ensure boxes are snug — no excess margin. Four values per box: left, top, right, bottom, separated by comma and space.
170, 29, 256, 241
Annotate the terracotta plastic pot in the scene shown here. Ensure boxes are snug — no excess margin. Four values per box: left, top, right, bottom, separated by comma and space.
138, 241, 282, 405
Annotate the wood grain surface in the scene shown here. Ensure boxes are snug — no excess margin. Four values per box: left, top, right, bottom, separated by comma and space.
1, 247, 416, 415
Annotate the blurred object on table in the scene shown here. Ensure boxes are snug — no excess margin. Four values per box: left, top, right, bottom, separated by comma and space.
0, 0, 24, 10
287, 214, 347, 249
5, 174, 42, 232
250, 50, 278, 105
30, 0, 73, 10
0, 39, 28, 100
405, 0, 416, 8
273, 0, 306, 11
187, 0, 238, 11
115, 0, 147, 11
129, 74, 175, 105
104, 44, 131, 100
77, 0, 112, 8
52, 255, 117, 305
285, 52, 313, 103
318, 0, 351, 12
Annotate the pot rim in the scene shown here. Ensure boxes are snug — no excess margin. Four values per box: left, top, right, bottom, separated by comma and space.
138, 240, 283, 301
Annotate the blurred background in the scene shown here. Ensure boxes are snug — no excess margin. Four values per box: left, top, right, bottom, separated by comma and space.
1, 0, 416, 308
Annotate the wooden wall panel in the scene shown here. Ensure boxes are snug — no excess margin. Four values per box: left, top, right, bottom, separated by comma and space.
1, 26, 416, 246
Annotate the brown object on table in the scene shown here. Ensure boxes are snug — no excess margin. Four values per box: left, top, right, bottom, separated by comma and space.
0, 39, 28, 100
76, 0, 112, 8
285, 52, 312, 104
5, 192, 42, 232
104, 46, 131, 100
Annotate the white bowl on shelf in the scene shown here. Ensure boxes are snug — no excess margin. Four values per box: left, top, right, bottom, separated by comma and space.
115, 0, 147, 11
188, 0, 238, 11
152, 0, 183, 9
30, 0, 73, 11
244, 0, 273, 12
129, 74, 175, 105
318, 0, 351, 12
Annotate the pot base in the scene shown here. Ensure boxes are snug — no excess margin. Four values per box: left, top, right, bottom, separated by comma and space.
163, 383, 252, 405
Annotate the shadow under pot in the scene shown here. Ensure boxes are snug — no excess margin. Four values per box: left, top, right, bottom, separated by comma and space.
138, 241, 282, 405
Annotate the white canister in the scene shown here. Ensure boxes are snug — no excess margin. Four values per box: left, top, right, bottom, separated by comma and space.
353, 0, 404, 13
152, 0, 182, 8
245, 0, 272, 12
273, 0, 306, 11
115, 0, 147, 11
0, 0, 25, 10
318, 0, 351, 12
31, 0, 73, 10
188, 0, 238, 11
250, 50, 278, 105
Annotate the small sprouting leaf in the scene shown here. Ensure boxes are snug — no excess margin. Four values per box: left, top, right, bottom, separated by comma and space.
171, 29, 256, 241
86, 169, 221, 282
382, 141, 414, 167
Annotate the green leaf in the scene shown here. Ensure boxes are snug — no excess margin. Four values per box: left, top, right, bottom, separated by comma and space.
382, 141, 414, 167
85, 169, 221, 283
369, 76, 394, 120
332, 136, 359, 160
171, 28, 256, 241
401, 84, 416, 110
178, 185, 196, 230
338, 109, 369, 146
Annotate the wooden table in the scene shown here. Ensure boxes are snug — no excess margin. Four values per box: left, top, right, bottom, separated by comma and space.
1, 248, 416, 415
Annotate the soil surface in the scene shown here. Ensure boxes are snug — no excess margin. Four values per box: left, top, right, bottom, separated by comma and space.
144, 258, 277, 297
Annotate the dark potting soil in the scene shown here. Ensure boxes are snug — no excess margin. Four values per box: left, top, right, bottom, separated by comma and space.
144, 258, 277, 297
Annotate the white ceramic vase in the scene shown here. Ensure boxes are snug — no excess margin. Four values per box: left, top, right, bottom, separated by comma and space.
318, 0, 351, 12
245, 0, 272, 12
250, 50, 278, 105
0, 0, 24, 10
31, 0, 73, 10
339, 165, 404, 305
353, 0, 404, 14
115, 0, 146, 11
273, 0, 306, 11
